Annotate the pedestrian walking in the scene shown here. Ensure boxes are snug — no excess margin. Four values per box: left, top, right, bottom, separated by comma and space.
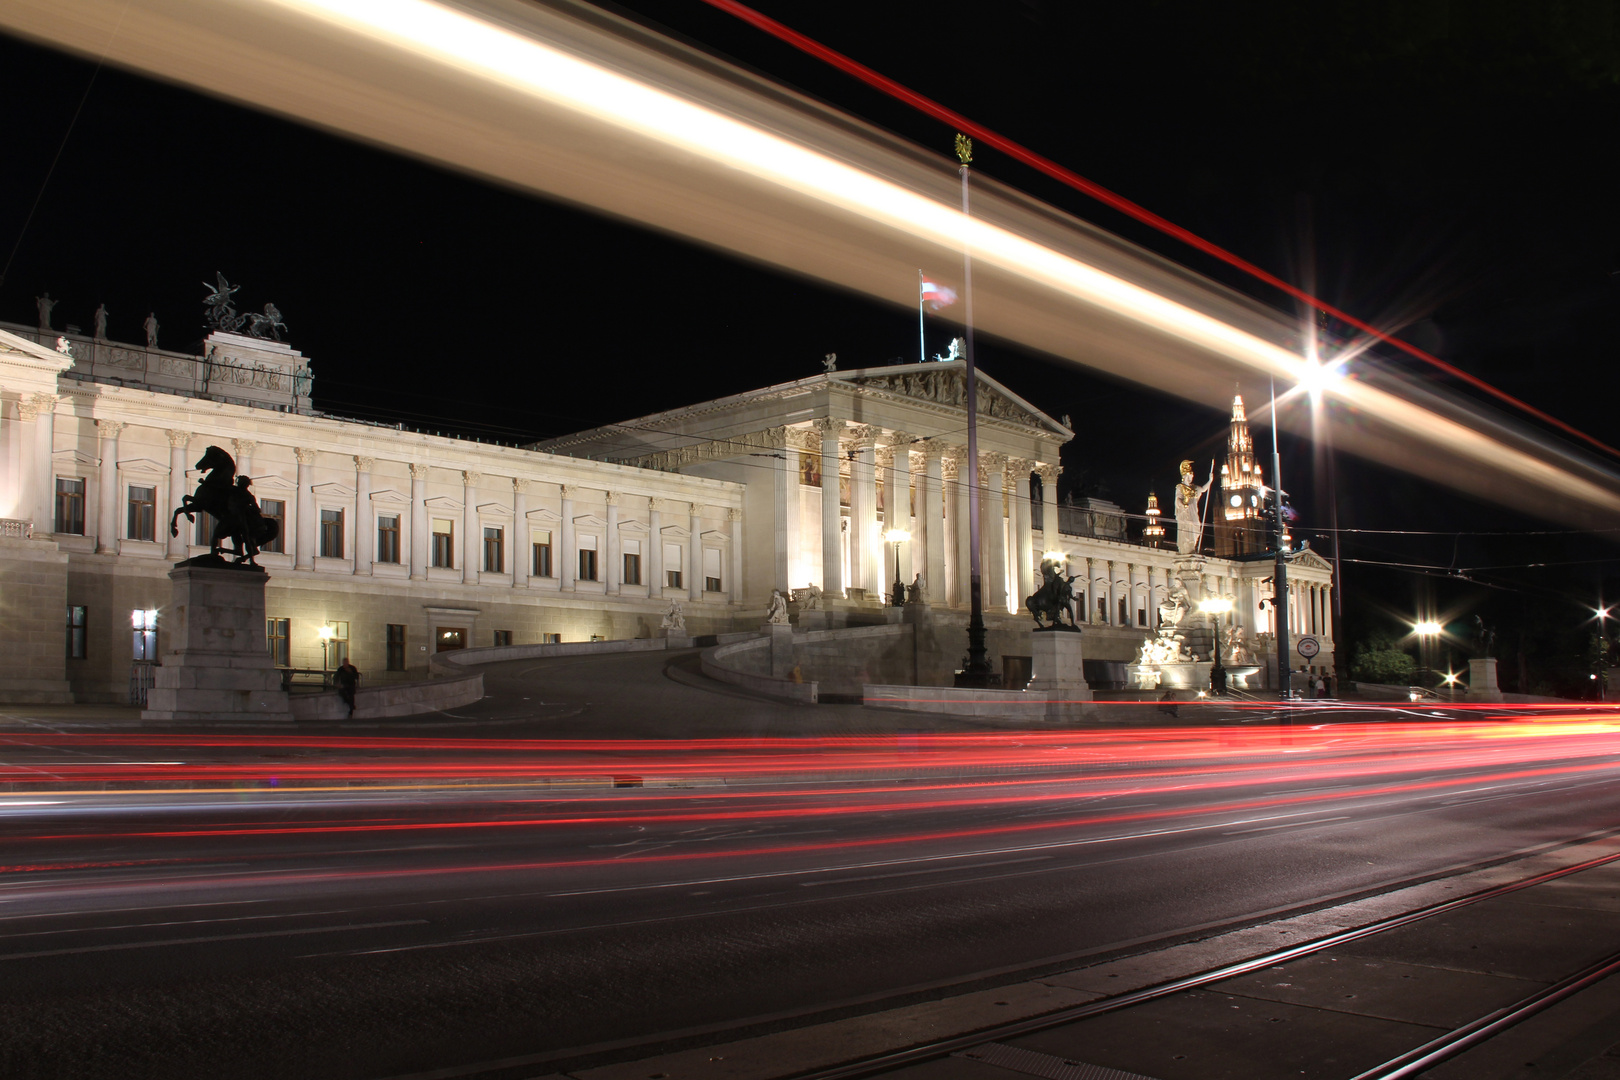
335, 659, 360, 717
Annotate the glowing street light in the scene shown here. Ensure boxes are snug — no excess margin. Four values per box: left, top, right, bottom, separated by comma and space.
318, 624, 335, 671
884, 528, 911, 607
1198, 596, 1235, 695
1414, 620, 1443, 636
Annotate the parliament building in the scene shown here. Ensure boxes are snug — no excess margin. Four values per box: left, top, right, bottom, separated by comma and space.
0, 315, 1336, 705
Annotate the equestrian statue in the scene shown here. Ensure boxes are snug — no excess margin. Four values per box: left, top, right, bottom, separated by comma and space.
1026, 559, 1080, 630
169, 445, 279, 567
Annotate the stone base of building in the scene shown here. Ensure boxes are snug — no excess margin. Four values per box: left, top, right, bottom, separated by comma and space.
142, 562, 295, 723
0, 535, 73, 703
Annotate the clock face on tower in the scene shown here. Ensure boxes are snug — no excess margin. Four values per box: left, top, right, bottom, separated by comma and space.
1230, 495, 1242, 507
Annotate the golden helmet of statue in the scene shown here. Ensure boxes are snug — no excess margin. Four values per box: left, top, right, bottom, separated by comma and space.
1178, 459, 1195, 475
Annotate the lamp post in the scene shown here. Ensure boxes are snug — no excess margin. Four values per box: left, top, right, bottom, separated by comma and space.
1596, 602, 1611, 702
1268, 377, 1290, 700
885, 528, 911, 606
318, 624, 335, 672
1199, 597, 1234, 695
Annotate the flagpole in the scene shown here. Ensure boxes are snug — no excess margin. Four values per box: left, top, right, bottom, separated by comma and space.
917, 269, 926, 363
954, 133, 996, 687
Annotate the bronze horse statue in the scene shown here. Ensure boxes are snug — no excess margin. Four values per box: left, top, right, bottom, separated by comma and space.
1026, 560, 1080, 630
169, 445, 278, 566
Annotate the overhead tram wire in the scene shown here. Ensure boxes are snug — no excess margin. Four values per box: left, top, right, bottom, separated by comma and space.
696, 0, 1620, 462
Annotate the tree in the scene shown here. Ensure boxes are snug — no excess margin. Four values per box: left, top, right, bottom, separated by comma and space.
1353, 631, 1415, 684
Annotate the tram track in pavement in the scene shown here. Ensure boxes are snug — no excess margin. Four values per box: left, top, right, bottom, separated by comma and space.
793, 844, 1620, 1080
472, 830, 1620, 1080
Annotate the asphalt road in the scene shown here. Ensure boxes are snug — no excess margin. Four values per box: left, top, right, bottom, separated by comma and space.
2, 653, 1619, 1080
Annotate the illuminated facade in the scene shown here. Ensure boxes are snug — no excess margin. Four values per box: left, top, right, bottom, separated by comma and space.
2, 324, 1335, 704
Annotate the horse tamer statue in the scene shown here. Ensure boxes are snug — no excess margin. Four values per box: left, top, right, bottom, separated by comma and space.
169, 445, 279, 567
1026, 560, 1080, 630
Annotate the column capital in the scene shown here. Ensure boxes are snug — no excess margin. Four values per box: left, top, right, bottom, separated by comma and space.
812, 416, 843, 436
16, 399, 40, 422
513, 477, 531, 493
649, 496, 667, 513
461, 470, 481, 487
1036, 462, 1062, 483
604, 490, 620, 505
874, 446, 894, 469
293, 446, 318, 465
354, 455, 374, 473
30, 392, 61, 411
727, 507, 743, 522
558, 483, 573, 499
408, 462, 430, 480
888, 430, 912, 448
941, 454, 960, 481
686, 502, 701, 518
167, 429, 195, 449
909, 449, 928, 471
851, 425, 880, 447
1006, 458, 1033, 482
96, 418, 128, 437
231, 438, 257, 458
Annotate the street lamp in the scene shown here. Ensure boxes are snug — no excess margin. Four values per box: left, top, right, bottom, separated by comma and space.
1413, 620, 1442, 688
884, 528, 911, 606
318, 624, 335, 672
1198, 597, 1234, 695
1594, 602, 1611, 701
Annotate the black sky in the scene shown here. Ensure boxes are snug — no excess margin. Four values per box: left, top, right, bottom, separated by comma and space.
2, 0, 1618, 684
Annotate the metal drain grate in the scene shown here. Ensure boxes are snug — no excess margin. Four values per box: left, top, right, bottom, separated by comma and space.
953, 1042, 1162, 1080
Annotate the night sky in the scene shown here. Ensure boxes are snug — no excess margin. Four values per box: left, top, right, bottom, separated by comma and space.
2, 1, 1617, 687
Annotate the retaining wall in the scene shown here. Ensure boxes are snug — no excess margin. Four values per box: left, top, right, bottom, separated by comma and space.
288, 670, 485, 721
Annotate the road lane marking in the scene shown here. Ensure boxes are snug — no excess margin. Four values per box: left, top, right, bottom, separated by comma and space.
798, 855, 1052, 886
0, 919, 427, 960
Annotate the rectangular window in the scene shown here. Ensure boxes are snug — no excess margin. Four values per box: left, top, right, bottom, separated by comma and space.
483, 526, 504, 574
127, 485, 156, 542
266, 618, 290, 667
131, 608, 158, 661
623, 552, 641, 585
665, 543, 682, 589
55, 477, 85, 535
323, 621, 349, 667
66, 605, 87, 659
431, 518, 454, 568
540, 632, 561, 644
320, 508, 344, 558
386, 623, 406, 671
703, 547, 721, 593
259, 499, 284, 552
578, 548, 598, 581
1118, 597, 1128, 625
377, 515, 400, 564
1137, 608, 1148, 627
532, 530, 553, 577
194, 509, 219, 547
492, 630, 512, 647
435, 626, 466, 652
667, 568, 683, 589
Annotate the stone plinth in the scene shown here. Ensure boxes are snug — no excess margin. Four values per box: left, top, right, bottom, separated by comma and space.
142, 562, 294, 722
1025, 629, 1092, 699
1126, 660, 1212, 691
1467, 657, 1505, 702
763, 622, 795, 678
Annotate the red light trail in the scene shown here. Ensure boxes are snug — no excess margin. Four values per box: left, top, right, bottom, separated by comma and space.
697, 0, 1620, 460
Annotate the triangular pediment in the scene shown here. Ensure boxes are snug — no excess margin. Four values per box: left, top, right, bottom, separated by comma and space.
477, 501, 514, 519
116, 456, 170, 479
1292, 549, 1332, 572
52, 448, 100, 467
840, 362, 1070, 436
524, 506, 561, 524
424, 495, 463, 513
311, 482, 355, 499
370, 487, 409, 506
248, 473, 296, 493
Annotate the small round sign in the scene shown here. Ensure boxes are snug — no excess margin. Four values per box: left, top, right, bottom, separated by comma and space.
1296, 636, 1321, 658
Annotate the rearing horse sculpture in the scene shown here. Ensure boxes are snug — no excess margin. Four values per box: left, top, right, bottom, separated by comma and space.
169, 445, 279, 566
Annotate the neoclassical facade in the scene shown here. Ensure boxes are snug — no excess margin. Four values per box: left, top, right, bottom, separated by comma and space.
2, 323, 1334, 704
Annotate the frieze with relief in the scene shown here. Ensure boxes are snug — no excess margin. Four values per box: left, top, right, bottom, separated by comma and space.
850, 371, 1040, 425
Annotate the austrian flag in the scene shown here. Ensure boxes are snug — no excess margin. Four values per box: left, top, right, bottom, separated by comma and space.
919, 277, 957, 311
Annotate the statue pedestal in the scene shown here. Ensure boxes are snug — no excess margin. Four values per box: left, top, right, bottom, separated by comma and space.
763, 622, 795, 678
1173, 555, 1208, 601
142, 562, 294, 723
1467, 657, 1505, 702
1025, 629, 1092, 700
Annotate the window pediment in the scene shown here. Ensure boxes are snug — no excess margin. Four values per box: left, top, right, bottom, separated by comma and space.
423, 495, 463, 513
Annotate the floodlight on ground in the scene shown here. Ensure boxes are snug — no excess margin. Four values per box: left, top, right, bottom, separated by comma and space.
1197, 598, 1234, 615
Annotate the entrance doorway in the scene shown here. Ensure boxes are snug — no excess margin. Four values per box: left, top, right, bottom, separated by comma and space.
435, 626, 467, 652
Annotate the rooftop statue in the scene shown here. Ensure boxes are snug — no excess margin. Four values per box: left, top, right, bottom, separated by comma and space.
243, 303, 288, 342
932, 337, 963, 362
94, 304, 109, 341
35, 293, 55, 330
1174, 459, 1214, 555
202, 272, 243, 332
144, 312, 159, 348
822, 353, 837, 372
169, 445, 279, 566
54, 336, 74, 357
1474, 615, 1497, 659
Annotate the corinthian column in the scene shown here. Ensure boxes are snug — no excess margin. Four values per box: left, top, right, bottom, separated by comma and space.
1010, 458, 1033, 604
354, 456, 373, 576
169, 429, 195, 558
921, 445, 944, 602
513, 479, 530, 589
814, 418, 842, 597
95, 419, 126, 553
851, 426, 879, 595
981, 453, 1007, 612
408, 463, 428, 580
